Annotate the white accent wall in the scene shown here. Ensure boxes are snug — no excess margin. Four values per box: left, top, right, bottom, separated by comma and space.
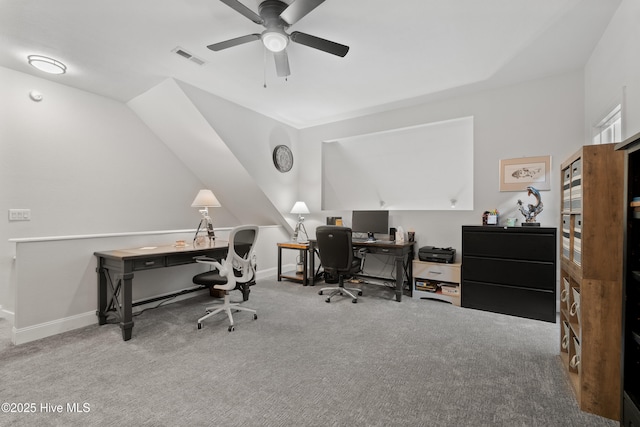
298, 71, 585, 254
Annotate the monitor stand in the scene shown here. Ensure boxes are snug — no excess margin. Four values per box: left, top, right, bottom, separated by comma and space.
366, 232, 376, 242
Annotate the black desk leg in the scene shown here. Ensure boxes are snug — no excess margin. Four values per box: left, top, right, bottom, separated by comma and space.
121, 272, 134, 341
395, 256, 403, 302
309, 246, 316, 286
302, 249, 308, 286
96, 264, 108, 325
277, 247, 282, 281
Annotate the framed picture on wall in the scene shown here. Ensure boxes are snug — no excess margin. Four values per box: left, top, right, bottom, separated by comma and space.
499, 155, 551, 191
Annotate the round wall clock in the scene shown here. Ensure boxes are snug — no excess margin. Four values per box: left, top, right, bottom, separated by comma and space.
272, 145, 293, 172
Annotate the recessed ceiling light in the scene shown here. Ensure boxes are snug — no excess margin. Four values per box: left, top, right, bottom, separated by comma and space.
27, 55, 67, 74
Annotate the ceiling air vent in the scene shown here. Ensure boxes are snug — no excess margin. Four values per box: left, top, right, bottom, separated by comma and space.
171, 47, 206, 66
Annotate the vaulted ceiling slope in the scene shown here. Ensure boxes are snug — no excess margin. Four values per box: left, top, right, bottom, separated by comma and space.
128, 78, 290, 230
0, 0, 621, 128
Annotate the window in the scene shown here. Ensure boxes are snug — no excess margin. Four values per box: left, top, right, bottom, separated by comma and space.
593, 105, 622, 144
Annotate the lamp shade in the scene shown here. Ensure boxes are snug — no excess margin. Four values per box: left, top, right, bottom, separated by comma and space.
290, 201, 310, 215
191, 189, 221, 208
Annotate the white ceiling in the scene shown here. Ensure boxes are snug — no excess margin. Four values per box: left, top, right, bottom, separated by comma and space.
0, 0, 621, 128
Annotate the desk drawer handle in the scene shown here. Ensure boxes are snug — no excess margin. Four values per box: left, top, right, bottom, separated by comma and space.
428, 271, 442, 275
145, 261, 156, 266
381, 249, 389, 253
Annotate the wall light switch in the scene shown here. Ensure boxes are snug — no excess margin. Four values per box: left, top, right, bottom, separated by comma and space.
8, 209, 31, 221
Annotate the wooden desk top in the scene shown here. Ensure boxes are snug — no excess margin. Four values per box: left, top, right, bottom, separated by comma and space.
277, 241, 310, 250
95, 240, 229, 260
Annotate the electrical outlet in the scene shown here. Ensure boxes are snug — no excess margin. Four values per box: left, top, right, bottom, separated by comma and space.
8, 209, 31, 221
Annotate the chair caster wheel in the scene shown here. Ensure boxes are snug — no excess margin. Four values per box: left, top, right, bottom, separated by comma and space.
358, 291, 363, 296
253, 314, 258, 320
228, 325, 235, 332
205, 310, 211, 314
352, 299, 358, 303
325, 298, 331, 303
197, 323, 202, 330
318, 291, 323, 295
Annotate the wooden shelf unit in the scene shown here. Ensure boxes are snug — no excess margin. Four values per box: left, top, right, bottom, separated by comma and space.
559, 143, 624, 421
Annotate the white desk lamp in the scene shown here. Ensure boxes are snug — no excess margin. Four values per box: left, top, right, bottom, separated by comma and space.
290, 201, 310, 242
192, 189, 221, 246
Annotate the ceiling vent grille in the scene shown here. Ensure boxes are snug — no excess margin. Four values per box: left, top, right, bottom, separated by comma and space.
172, 47, 206, 66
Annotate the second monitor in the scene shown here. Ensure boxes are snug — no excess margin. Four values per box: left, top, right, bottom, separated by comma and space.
351, 210, 389, 242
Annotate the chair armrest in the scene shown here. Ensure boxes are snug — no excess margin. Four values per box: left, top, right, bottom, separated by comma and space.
193, 255, 219, 262
194, 256, 223, 271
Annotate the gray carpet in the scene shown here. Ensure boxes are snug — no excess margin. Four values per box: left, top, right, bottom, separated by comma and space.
0, 278, 618, 427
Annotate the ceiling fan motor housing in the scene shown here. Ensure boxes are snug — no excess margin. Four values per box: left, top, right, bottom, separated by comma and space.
259, 0, 290, 30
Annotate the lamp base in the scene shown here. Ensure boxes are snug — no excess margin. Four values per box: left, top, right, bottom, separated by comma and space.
292, 222, 308, 242
194, 218, 216, 246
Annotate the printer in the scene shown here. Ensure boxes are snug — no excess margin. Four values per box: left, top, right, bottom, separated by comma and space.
418, 246, 456, 264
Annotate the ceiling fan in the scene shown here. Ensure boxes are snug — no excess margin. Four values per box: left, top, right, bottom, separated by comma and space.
208, 0, 349, 77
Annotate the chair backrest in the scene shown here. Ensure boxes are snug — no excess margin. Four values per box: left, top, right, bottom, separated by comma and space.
219, 225, 259, 289
316, 226, 354, 274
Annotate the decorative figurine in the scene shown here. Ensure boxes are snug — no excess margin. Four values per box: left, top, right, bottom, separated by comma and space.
517, 186, 543, 226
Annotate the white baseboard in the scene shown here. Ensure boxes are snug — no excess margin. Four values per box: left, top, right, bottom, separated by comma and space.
12, 311, 97, 345
11, 289, 212, 345
11, 270, 278, 345
256, 267, 278, 280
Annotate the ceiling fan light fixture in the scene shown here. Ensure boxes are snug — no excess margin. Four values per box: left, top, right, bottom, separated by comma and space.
27, 55, 67, 74
262, 30, 288, 52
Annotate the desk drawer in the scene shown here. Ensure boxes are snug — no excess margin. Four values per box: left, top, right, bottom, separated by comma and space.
167, 252, 206, 267
133, 256, 165, 270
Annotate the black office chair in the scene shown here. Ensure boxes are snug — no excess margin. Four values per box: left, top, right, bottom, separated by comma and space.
193, 225, 259, 331
316, 226, 363, 303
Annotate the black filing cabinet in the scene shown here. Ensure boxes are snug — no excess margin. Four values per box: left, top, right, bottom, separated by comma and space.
461, 225, 557, 322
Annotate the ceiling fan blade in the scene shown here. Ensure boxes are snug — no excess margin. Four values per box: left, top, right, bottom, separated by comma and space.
274, 50, 291, 77
207, 34, 261, 51
290, 31, 349, 57
280, 0, 325, 25
219, 0, 264, 25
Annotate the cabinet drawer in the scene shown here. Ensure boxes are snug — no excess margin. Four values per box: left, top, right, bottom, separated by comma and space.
462, 256, 555, 290
462, 280, 555, 322
133, 256, 165, 270
413, 262, 460, 283
463, 230, 556, 262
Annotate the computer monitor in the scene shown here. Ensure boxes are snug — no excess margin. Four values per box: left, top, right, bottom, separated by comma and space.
351, 210, 389, 241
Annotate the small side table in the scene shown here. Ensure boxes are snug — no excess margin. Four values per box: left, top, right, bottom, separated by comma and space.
277, 241, 318, 286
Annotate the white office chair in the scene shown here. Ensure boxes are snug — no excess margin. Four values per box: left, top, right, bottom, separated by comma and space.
193, 225, 259, 331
